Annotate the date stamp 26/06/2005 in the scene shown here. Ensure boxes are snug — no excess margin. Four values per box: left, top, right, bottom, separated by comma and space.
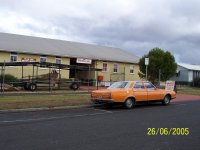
147, 128, 190, 136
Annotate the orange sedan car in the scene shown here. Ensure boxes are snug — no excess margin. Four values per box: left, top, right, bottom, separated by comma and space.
91, 81, 176, 109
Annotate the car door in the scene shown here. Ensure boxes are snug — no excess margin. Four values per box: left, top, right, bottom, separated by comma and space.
144, 82, 162, 100
133, 82, 148, 101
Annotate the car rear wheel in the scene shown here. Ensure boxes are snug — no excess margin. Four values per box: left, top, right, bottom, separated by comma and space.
124, 98, 134, 109
162, 95, 170, 105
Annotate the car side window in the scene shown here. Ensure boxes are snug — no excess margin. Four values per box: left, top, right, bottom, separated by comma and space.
134, 82, 144, 89
144, 82, 155, 90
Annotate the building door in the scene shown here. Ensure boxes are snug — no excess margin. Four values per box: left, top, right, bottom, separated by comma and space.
69, 58, 77, 78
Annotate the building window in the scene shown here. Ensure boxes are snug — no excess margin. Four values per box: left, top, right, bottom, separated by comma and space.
40, 56, 47, 67
56, 56, 62, 64
130, 64, 134, 74
102, 63, 108, 72
10, 52, 17, 62
113, 63, 118, 73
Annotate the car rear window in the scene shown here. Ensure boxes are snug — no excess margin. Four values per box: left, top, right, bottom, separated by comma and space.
108, 82, 130, 89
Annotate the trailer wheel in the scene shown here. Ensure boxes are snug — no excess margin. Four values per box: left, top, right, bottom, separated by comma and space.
70, 83, 79, 90
24, 83, 30, 90
28, 83, 37, 91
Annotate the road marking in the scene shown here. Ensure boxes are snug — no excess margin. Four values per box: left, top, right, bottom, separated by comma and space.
0, 103, 189, 124
0, 111, 113, 124
92, 108, 113, 113
172, 103, 187, 106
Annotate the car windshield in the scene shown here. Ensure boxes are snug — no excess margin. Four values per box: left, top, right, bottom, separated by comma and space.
108, 82, 130, 89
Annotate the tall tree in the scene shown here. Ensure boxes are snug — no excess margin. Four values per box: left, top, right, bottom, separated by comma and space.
138, 48, 177, 82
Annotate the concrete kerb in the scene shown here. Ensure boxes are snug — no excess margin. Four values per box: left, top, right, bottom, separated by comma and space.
0, 91, 91, 96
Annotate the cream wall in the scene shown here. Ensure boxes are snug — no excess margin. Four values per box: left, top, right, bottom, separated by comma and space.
0, 52, 70, 79
0, 52, 10, 62
95, 60, 140, 82
0, 51, 140, 81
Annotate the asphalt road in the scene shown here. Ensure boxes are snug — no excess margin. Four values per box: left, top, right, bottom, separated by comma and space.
0, 100, 200, 150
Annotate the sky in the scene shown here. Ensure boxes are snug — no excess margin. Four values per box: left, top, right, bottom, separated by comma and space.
0, 0, 200, 65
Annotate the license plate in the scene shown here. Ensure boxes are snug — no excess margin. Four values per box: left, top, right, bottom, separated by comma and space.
97, 96, 102, 100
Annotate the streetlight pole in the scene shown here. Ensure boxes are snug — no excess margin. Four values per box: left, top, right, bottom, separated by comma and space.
145, 58, 149, 81
146, 65, 148, 80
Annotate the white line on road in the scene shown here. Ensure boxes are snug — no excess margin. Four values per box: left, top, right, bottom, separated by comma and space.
0, 111, 113, 124
172, 103, 187, 106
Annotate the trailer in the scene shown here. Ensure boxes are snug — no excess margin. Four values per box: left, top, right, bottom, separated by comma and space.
0, 62, 102, 92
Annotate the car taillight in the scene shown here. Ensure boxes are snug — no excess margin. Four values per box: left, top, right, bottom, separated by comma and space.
91, 92, 111, 99
104, 92, 111, 99
91, 92, 95, 97
108, 92, 111, 98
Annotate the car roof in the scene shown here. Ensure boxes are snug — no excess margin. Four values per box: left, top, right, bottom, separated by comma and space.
114, 81, 149, 83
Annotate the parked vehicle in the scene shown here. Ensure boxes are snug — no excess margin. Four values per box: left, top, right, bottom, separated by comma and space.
91, 81, 176, 109
21, 80, 80, 91
11, 79, 80, 91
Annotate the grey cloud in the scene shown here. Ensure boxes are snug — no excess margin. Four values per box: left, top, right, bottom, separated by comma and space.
0, 0, 200, 64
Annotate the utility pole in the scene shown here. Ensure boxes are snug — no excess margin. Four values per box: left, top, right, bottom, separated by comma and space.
159, 69, 161, 87
159, 69, 161, 82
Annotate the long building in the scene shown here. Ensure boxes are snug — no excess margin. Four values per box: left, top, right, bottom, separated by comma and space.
0, 32, 140, 84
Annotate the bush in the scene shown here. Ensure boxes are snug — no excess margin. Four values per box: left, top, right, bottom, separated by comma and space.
193, 77, 200, 87
0, 74, 18, 83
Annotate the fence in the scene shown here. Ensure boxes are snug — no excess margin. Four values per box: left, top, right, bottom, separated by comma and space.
0, 61, 102, 94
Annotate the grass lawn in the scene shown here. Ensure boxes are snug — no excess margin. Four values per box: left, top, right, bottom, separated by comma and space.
0, 86, 199, 110
177, 86, 200, 96
0, 94, 91, 110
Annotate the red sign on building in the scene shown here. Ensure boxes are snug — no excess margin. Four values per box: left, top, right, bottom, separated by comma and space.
21, 58, 36, 62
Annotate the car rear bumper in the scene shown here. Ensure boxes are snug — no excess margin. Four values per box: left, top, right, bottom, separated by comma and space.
91, 99, 115, 104
171, 96, 176, 100
171, 94, 176, 100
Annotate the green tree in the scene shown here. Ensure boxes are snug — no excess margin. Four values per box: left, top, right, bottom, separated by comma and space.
138, 47, 177, 82
0, 74, 18, 82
